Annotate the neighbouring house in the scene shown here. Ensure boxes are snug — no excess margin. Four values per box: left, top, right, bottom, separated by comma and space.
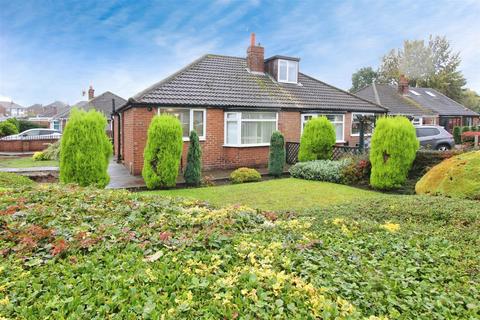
0, 100, 26, 117
355, 75, 479, 131
27, 101, 70, 128
51, 87, 126, 132
113, 33, 387, 175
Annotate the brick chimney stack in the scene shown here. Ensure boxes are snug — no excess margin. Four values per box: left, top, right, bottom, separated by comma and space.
398, 74, 409, 95
246, 33, 264, 73
88, 85, 95, 100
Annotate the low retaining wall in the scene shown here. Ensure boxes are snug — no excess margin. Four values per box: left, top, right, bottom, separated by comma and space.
0, 137, 59, 152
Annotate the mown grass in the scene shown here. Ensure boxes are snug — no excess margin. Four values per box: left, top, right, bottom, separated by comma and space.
0, 184, 478, 318
145, 178, 381, 211
0, 156, 58, 168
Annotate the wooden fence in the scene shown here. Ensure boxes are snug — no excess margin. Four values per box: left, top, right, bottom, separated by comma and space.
285, 142, 365, 164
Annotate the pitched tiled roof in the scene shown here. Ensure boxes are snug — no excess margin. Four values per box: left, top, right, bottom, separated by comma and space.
355, 83, 435, 117
53, 92, 126, 119
407, 88, 478, 116
356, 83, 478, 117
123, 54, 386, 113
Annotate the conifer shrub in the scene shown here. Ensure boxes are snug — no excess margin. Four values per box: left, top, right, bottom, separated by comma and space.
230, 168, 261, 184
184, 130, 202, 186
142, 115, 183, 189
298, 116, 336, 161
268, 131, 285, 177
462, 126, 471, 133
453, 126, 462, 144
59, 108, 112, 188
369, 116, 419, 190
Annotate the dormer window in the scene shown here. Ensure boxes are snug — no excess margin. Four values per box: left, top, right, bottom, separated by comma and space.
278, 59, 298, 83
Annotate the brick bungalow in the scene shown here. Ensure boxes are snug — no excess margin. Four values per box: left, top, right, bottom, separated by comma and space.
113, 34, 387, 175
355, 76, 479, 132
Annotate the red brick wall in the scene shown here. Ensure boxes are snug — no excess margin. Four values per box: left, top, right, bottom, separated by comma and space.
0, 138, 59, 152
119, 108, 369, 175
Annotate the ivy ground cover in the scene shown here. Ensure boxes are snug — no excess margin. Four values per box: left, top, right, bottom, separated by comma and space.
0, 184, 479, 319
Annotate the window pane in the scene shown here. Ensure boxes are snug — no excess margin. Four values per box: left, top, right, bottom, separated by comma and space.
227, 121, 238, 145
302, 115, 313, 128
242, 112, 276, 120
279, 60, 287, 81
160, 108, 189, 137
241, 121, 276, 144
287, 61, 297, 82
193, 110, 204, 136
335, 123, 343, 141
227, 113, 237, 120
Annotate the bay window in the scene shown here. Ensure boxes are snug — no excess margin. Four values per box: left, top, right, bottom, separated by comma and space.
351, 113, 375, 136
301, 114, 344, 142
225, 112, 277, 146
158, 108, 206, 140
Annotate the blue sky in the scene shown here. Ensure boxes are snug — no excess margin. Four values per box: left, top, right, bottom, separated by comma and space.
1, 0, 479, 106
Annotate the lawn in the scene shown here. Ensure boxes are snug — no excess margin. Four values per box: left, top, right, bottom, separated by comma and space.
0, 156, 58, 168
145, 178, 381, 211
1, 182, 478, 318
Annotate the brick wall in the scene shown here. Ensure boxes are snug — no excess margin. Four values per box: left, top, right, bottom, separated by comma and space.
118, 107, 368, 175
0, 138, 59, 152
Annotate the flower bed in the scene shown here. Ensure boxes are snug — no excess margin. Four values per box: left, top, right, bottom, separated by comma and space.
0, 185, 479, 318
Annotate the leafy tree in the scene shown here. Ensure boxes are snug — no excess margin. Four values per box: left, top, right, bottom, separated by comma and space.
350, 67, 377, 92
298, 117, 336, 161
5, 118, 20, 131
0, 121, 19, 137
461, 88, 480, 113
268, 131, 285, 177
142, 115, 183, 189
369, 116, 419, 190
377, 35, 466, 102
60, 108, 112, 188
184, 130, 202, 186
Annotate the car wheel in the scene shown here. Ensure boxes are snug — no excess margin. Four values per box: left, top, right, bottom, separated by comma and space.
436, 144, 451, 151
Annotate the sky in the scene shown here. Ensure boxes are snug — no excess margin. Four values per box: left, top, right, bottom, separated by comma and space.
1, 0, 479, 106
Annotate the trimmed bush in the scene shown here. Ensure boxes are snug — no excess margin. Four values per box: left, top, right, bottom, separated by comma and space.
289, 159, 350, 183
369, 116, 419, 190
184, 130, 202, 186
453, 126, 462, 144
268, 131, 285, 177
0, 171, 34, 188
142, 115, 183, 189
59, 108, 112, 188
230, 167, 261, 184
32, 152, 47, 161
462, 126, 471, 133
0, 121, 19, 137
416, 151, 480, 199
298, 116, 336, 161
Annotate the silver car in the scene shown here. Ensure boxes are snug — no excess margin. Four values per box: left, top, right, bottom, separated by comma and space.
1, 128, 61, 140
415, 125, 454, 151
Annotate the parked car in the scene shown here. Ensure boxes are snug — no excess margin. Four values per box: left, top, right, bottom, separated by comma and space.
1, 128, 61, 140
415, 125, 454, 151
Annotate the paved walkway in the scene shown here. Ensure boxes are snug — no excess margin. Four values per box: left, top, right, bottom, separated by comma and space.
0, 166, 59, 173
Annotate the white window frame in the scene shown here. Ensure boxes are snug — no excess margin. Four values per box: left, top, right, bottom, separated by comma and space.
157, 108, 206, 141
351, 113, 375, 136
277, 59, 298, 84
301, 113, 345, 143
224, 111, 278, 147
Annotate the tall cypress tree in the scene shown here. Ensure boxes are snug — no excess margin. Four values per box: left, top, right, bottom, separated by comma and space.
184, 130, 202, 186
268, 131, 285, 177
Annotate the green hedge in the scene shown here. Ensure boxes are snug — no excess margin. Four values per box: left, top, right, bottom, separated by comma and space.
268, 131, 285, 177
298, 116, 336, 161
369, 116, 419, 190
0, 121, 18, 137
59, 108, 112, 188
142, 115, 183, 189
453, 126, 462, 144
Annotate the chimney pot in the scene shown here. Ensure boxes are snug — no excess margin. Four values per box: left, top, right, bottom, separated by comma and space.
88, 85, 95, 100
